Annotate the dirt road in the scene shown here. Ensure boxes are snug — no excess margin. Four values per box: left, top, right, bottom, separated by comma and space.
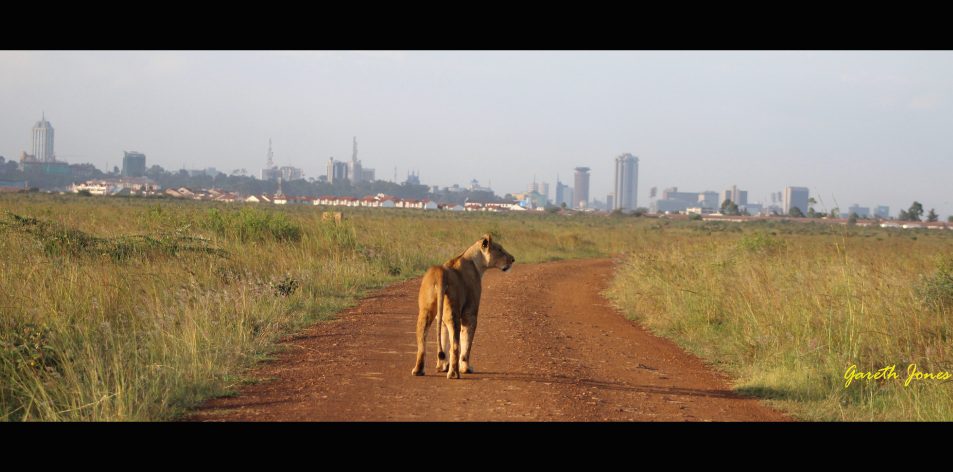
189, 258, 789, 421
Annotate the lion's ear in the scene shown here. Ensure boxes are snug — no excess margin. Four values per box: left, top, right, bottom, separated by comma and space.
481, 233, 492, 249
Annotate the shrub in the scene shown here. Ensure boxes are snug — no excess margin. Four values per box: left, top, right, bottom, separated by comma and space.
0, 212, 225, 261
917, 255, 953, 311
738, 232, 786, 255
204, 207, 302, 243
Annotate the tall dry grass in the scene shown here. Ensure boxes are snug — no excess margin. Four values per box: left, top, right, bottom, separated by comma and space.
0, 193, 641, 421
606, 220, 953, 421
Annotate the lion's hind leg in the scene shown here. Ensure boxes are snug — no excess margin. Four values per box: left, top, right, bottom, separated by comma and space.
460, 314, 477, 374
435, 321, 449, 372
412, 306, 435, 376
445, 307, 462, 380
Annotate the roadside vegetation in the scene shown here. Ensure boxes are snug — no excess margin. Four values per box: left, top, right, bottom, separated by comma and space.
606, 219, 953, 421
3, 193, 951, 421
0, 193, 639, 421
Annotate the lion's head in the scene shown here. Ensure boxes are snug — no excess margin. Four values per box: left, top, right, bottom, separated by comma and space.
479, 233, 515, 272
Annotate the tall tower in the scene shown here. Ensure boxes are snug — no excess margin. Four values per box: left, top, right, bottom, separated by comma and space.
613, 153, 639, 211
32, 112, 55, 162
266, 138, 274, 168
348, 136, 363, 183
261, 139, 279, 181
573, 167, 590, 209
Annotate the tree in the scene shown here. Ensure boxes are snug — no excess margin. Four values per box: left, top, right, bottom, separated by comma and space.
899, 209, 909, 221
720, 199, 739, 216
848, 212, 858, 226
948, 215, 953, 224
906, 201, 924, 221
928, 208, 938, 222
789, 207, 805, 218
830, 207, 840, 219
145, 164, 166, 179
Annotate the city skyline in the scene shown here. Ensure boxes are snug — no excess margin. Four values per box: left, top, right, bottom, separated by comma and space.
0, 111, 922, 217
2, 51, 952, 216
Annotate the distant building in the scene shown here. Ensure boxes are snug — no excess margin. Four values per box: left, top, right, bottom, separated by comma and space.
784, 187, 810, 215
661, 187, 699, 204
555, 178, 573, 208
573, 167, 590, 209
469, 179, 493, 193
698, 191, 719, 209
260, 167, 280, 181
654, 199, 691, 213
360, 168, 375, 182
405, 170, 420, 185
740, 203, 763, 215
606, 192, 615, 211
19, 151, 36, 163
327, 158, 349, 184
513, 191, 547, 210
260, 139, 279, 180
723, 185, 748, 207
19, 156, 70, 175
188, 167, 222, 178
651, 187, 718, 214
32, 113, 55, 163
71, 177, 159, 196
874, 205, 890, 219
121, 151, 147, 177
347, 137, 375, 183
613, 153, 638, 211
527, 180, 550, 203
279, 166, 304, 181
848, 204, 870, 218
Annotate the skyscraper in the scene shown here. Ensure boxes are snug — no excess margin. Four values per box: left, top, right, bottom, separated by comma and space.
555, 177, 573, 208
121, 151, 146, 177
573, 167, 590, 209
723, 185, 748, 206
32, 113, 55, 162
348, 136, 363, 183
784, 187, 810, 216
327, 157, 349, 184
613, 153, 638, 211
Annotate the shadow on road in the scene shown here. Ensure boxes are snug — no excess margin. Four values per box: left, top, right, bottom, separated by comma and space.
472, 371, 744, 400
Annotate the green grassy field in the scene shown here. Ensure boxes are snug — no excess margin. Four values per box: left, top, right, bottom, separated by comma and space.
3, 193, 952, 421
0, 193, 641, 421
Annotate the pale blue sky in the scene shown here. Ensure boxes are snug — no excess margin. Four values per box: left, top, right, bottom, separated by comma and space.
2, 51, 951, 216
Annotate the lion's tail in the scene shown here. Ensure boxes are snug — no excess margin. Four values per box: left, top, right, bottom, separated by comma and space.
435, 269, 447, 362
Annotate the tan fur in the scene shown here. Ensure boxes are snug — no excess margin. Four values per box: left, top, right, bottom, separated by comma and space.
411, 234, 515, 379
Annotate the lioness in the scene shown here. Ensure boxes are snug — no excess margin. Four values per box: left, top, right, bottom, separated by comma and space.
412, 233, 515, 379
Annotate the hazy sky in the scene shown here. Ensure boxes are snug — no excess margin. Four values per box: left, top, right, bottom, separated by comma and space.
2, 51, 952, 217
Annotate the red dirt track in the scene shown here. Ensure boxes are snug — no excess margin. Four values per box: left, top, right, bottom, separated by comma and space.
189, 258, 789, 422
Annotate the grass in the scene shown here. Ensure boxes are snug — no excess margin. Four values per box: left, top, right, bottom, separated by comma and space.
0, 193, 641, 421
606, 221, 953, 421
4, 192, 952, 421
